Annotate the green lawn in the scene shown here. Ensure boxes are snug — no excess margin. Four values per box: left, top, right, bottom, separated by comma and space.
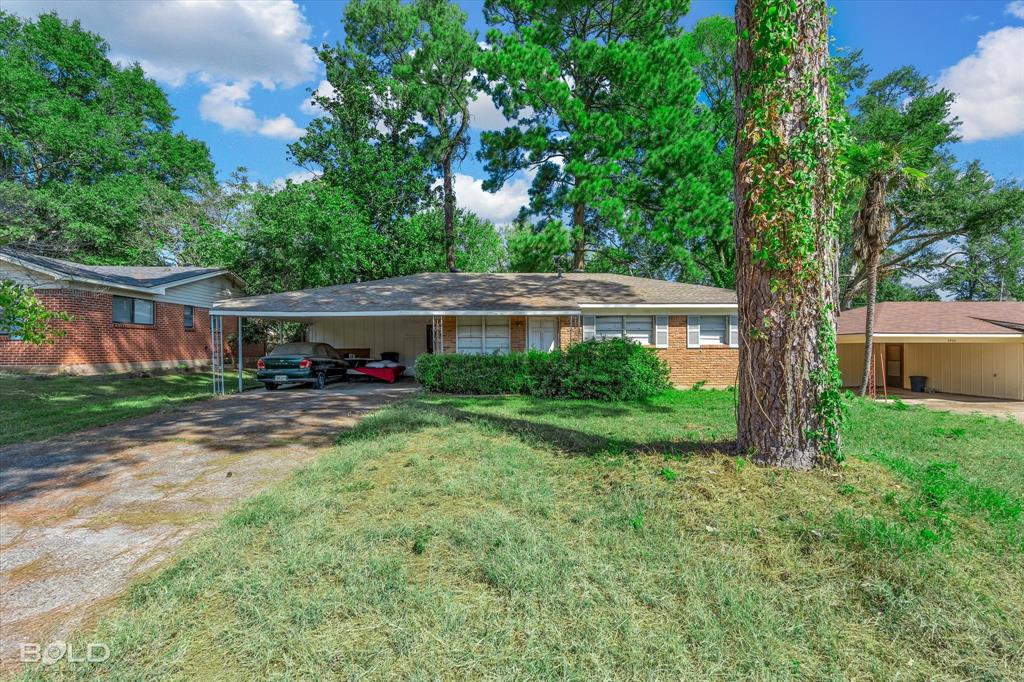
0, 372, 256, 446
28, 391, 1023, 680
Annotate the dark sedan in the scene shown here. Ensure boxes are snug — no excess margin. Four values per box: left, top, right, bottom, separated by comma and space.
256, 342, 348, 390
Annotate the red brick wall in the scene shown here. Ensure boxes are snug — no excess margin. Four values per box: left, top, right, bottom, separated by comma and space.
430, 313, 737, 387
0, 288, 225, 369
654, 315, 738, 387
510, 316, 527, 352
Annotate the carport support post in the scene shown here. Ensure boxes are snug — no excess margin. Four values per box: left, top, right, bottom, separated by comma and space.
237, 316, 244, 394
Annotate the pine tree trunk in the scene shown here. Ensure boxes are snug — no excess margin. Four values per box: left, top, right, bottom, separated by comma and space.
443, 154, 456, 272
571, 202, 586, 271
734, 0, 841, 470
858, 253, 879, 396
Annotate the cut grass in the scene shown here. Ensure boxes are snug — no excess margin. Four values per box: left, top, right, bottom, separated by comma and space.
25, 390, 1024, 680
0, 372, 257, 446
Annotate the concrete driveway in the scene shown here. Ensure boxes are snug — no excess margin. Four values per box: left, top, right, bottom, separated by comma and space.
0, 380, 416, 668
883, 389, 1023, 420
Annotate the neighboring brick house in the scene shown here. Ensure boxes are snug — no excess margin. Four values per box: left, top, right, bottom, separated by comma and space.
212, 272, 739, 388
1, 247, 244, 374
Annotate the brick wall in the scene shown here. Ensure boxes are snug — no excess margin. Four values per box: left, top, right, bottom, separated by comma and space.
558, 315, 581, 347
510, 316, 527, 351
653, 315, 738, 388
431, 313, 737, 388
0, 288, 226, 371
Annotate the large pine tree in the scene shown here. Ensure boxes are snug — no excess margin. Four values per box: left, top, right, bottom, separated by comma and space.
733, 0, 845, 468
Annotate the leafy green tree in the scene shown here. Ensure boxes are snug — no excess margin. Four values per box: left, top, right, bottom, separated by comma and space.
291, 16, 432, 243
506, 218, 572, 272
394, 207, 506, 273
478, 0, 695, 271
339, 0, 479, 272
0, 281, 69, 344
938, 193, 1024, 301
843, 67, 956, 393
0, 12, 214, 263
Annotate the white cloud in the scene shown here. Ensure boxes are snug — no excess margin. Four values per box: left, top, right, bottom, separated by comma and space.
938, 26, 1024, 142
259, 115, 306, 141
300, 80, 337, 116
1008, 1, 1024, 20
443, 173, 532, 224
7, 0, 317, 137
5, 0, 317, 87
272, 169, 320, 189
200, 81, 304, 140
468, 92, 513, 130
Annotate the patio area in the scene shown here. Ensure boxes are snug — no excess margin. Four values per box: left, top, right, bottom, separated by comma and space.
880, 388, 1023, 420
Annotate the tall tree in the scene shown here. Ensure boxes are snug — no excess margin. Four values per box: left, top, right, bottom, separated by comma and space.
938, 191, 1024, 301
339, 0, 479, 272
478, 0, 692, 271
844, 67, 956, 394
291, 15, 433, 242
733, 0, 846, 468
0, 12, 214, 263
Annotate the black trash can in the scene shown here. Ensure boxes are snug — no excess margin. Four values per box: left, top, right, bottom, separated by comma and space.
909, 375, 927, 393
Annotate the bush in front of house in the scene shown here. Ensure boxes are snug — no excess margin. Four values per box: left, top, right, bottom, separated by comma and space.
415, 338, 670, 400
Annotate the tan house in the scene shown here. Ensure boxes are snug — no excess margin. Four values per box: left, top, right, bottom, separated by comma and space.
211, 272, 740, 388
837, 302, 1024, 400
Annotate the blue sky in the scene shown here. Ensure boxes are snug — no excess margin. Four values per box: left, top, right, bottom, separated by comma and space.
7, 0, 1024, 225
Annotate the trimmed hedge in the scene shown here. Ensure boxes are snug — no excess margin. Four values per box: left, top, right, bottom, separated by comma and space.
415, 338, 670, 401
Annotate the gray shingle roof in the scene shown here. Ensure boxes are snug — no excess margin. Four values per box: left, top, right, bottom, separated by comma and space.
0, 247, 228, 289
213, 272, 736, 315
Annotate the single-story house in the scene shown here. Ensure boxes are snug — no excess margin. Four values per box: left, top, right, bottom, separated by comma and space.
211, 272, 740, 388
837, 301, 1024, 400
0, 247, 244, 374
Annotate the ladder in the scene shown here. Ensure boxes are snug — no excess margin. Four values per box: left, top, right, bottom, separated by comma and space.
211, 314, 225, 395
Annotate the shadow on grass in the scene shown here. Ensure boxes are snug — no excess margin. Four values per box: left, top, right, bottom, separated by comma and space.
340, 399, 736, 459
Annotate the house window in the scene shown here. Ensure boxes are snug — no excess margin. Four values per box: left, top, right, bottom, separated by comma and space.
183, 305, 194, 329
113, 296, 154, 325
457, 316, 510, 355
699, 315, 727, 346
687, 315, 738, 348
594, 316, 653, 345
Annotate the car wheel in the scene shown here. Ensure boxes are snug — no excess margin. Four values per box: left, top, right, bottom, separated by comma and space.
314, 371, 327, 390
265, 382, 278, 391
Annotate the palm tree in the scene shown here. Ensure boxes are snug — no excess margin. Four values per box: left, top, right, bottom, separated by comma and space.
850, 164, 891, 395
844, 68, 956, 395
848, 142, 926, 396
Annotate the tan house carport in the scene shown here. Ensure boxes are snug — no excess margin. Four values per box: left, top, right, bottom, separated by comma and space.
837, 302, 1024, 401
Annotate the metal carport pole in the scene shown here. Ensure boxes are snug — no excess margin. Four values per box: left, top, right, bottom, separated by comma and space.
238, 315, 244, 394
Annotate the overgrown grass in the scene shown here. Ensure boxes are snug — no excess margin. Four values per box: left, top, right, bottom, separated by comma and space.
0, 372, 257, 445
26, 391, 1024, 680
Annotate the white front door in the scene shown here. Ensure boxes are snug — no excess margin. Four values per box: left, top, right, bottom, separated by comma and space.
529, 317, 558, 352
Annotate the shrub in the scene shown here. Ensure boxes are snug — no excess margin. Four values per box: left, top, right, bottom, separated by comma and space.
415, 338, 670, 401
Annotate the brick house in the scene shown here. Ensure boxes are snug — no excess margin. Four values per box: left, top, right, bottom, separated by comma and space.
212, 272, 739, 387
1, 248, 244, 374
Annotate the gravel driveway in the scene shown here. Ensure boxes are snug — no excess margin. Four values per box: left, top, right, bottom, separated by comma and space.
0, 381, 416, 668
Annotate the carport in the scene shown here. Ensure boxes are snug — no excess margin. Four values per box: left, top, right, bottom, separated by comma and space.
207, 308, 439, 395
837, 302, 1024, 400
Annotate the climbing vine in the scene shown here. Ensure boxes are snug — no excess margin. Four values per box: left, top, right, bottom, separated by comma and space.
740, 0, 849, 462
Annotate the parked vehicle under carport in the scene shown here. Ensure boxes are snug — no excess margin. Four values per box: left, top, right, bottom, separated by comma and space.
256, 343, 348, 390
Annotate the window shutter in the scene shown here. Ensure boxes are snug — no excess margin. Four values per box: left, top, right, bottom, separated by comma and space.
655, 315, 669, 348
582, 315, 595, 341
729, 314, 739, 348
687, 316, 700, 348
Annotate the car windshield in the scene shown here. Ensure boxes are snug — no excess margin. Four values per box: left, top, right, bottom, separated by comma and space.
269, 343, 318, 356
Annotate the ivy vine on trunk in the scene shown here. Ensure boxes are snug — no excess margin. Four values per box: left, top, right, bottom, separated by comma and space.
733, 0, 847, 469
